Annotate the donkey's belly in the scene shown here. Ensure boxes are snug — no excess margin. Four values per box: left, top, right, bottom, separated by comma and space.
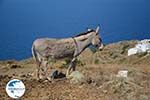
51, 43, 75, 59
52, 47, 74, 59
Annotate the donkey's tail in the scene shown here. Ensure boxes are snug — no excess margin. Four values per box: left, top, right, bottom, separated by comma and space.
32, 44, 38, 63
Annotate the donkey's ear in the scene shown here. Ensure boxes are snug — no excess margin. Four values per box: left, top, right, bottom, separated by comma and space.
96, 26, 100, 33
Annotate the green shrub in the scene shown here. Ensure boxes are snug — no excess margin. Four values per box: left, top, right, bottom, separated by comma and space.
137, 52, 148, 57
94, 59, 100, 64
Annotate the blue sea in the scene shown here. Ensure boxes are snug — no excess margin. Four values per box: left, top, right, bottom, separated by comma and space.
0, 0, 150, 60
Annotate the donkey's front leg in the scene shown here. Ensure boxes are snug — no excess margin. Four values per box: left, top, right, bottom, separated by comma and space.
66, 57, 77, 77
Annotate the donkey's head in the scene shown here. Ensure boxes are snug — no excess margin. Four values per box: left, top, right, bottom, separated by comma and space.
91, 26, 104, 50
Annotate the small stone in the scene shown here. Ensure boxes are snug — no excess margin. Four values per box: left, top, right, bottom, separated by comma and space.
103, 90, 107, 94
68, 71, 85, 84
116, 70, 128, 78
139, 95, 149, 100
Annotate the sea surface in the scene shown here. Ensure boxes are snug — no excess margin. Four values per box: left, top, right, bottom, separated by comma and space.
0, 0, 150, 60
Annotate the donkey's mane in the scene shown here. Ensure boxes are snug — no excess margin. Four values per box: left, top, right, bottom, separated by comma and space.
74, 29, 95, 37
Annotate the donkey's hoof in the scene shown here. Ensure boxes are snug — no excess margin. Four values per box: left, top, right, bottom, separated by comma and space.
46, 77, 52, 81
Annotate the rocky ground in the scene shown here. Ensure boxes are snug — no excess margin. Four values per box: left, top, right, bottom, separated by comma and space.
0, 40, 150, 100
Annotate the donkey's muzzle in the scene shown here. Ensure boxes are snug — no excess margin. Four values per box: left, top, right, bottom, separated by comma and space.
98, 43, 104, 50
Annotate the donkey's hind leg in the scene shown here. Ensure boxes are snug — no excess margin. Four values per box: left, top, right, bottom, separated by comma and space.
37, 61, 41, 80
35, 53, 44, 80
42, 59, 50, 80
39, 59, 45, 80
38, 58, 49, 80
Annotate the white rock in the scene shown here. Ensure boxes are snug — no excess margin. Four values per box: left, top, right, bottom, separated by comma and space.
136, 43, 150, 52
116, 70, 128, 78
128, 39, 150, 56
128, 48, 141, 56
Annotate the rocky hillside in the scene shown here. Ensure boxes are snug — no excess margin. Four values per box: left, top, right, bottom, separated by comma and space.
79, 40, 150, 65
0, 40, 150, 100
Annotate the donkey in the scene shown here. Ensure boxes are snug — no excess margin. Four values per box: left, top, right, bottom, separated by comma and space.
32, 26, 103, 80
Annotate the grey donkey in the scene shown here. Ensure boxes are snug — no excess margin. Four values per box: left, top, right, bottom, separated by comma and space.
32, 26, 104, 80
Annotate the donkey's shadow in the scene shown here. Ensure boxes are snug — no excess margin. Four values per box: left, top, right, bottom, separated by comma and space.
56, 72, 66, 79
50, 70, 66, 79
